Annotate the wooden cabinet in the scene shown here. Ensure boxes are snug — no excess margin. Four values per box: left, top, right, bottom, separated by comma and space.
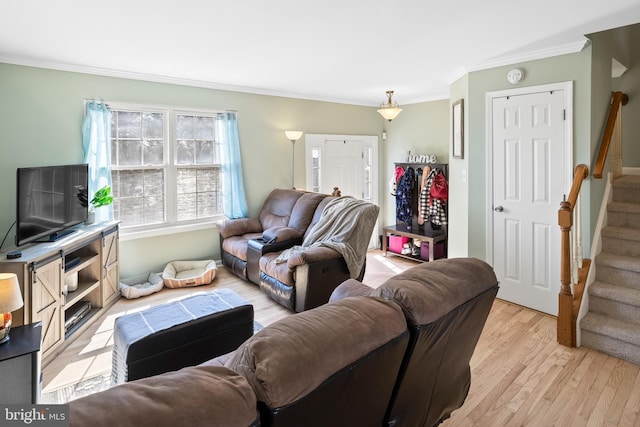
31, 258, 64, 356
101, 231, 120, 306
382, 224, 447, 263
0, 221, 120, 363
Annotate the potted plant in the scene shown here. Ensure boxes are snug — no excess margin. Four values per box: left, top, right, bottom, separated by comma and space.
86, 185, 113, 224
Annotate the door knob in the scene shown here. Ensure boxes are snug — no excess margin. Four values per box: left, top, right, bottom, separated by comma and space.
494, 206, 504, 212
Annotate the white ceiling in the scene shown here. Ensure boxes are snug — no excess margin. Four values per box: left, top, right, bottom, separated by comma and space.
2, 1, 640, 106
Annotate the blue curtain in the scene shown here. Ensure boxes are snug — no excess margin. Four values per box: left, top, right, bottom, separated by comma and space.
82, 101, 113, 222
217, 112, 248, 219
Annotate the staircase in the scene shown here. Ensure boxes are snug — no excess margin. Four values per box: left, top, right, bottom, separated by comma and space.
581, 175, 640, 365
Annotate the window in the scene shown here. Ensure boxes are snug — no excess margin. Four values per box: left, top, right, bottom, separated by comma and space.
110, 105, 223, 230
363, 146, 373, 202
311, 147, 321, 193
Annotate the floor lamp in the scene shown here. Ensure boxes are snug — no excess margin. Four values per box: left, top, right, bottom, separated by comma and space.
285, 131, 303, 189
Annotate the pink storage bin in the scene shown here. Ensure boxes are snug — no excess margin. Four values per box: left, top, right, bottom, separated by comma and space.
389, 235, 410, 254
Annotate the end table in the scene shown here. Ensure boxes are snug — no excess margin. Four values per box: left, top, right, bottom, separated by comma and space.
0, 323, 42, 404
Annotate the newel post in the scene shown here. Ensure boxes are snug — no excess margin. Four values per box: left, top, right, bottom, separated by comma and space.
558, 200, 575, 346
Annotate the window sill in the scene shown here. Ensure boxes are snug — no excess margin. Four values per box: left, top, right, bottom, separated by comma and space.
119, 218, 224, 242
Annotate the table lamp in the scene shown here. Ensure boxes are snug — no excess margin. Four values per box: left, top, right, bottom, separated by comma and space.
0, 273, 24, 344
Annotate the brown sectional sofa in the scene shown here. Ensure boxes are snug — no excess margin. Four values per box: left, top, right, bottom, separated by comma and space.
219, 189, 379, 312
70, 258, 498, 427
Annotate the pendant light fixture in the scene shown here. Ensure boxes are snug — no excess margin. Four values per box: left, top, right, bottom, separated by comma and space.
377, 90, 403, 122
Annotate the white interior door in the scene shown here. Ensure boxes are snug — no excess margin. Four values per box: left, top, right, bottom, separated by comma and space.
323, 139, 363, 198
491, 89, 567, 315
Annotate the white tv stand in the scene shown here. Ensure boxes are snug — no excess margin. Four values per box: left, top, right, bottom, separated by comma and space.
0, 221, 120, 364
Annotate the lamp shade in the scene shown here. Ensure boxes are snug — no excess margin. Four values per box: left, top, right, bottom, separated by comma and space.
285, 131, 303, 141
377, 90, 403, 122
0, 273, 23, 313
377, 107, 403, 121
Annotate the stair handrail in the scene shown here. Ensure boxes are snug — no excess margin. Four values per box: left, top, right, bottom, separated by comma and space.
558, 164, 589, 347
593, 91, 628, 179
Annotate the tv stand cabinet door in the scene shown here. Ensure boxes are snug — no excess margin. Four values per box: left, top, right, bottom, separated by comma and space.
30, 258, 64, 358
101, 230, 120, 306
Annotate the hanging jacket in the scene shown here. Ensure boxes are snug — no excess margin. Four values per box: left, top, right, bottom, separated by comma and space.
396, 167, 415, 224
389, 165, 405, 196
419, 168, 448, 228
417, 166, 431, 225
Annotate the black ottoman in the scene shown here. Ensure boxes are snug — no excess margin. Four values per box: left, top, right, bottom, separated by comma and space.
112, 288, 254, 384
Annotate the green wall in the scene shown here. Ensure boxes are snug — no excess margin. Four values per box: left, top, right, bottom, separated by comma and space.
4, 38, 621, 278
464, 48, 594, 260
448, 76, 469, 258
382, 99, 450, 226
618, 59, 640, 167
0, 63, 453, 278
588, 25, 640, 246
609, 24, 640, 167
589, 32, 617, 247
0, 63, 392, 277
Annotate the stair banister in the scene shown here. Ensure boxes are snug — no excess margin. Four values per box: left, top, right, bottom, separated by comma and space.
593, 91, 628, 179
571, 191, 583, 285
558, 164, 589, 347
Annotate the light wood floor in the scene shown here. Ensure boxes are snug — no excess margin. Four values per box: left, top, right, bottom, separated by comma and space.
43, 252, 640, 426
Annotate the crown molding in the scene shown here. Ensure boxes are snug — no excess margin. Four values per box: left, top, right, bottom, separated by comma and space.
470, 38, 590, 72
445, 66, 469, 86
0, 37, 589, 108
0, 54, 372, 106
443, 38, 589, 86
402, 92, 450, 104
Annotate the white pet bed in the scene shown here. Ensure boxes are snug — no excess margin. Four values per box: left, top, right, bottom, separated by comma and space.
119, 272, 164, 300
162, 260, 217, 288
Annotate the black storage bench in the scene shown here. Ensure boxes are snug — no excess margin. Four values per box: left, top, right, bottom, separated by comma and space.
112, 288, 254, 384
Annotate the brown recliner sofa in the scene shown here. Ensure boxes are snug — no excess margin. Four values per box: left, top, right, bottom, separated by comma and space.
219, 189, 378, 312
69, 258, 498, 427
332, 257, 500, 426
219, 189, 328, 282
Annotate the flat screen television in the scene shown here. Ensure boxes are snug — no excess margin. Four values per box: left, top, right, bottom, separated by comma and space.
16, 164, 89, 246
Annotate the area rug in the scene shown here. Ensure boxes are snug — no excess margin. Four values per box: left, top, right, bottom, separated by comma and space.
41, 321, 264, 404
41, 372, 112, 404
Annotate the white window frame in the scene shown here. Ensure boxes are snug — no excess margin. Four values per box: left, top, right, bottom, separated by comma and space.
106, 101, 227, 241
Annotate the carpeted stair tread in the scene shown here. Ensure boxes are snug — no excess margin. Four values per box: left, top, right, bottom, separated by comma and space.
589, 281, 640, 308
612, 176, 640, 203
612, 175, 640, 188
601, 226, 640, 242
581, 312, 640, 347
607, 201, 640, 214
596, 252, 640, 273
581, 175, 640, 363
607, 202, 640, 231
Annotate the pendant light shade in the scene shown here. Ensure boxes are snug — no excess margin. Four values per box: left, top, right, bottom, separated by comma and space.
377, 90, 403, 122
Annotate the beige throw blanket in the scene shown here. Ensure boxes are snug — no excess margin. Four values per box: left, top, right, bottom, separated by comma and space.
275, 197, 380, 278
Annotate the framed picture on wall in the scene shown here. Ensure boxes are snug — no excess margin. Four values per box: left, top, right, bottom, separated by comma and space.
452, 99, 464, 159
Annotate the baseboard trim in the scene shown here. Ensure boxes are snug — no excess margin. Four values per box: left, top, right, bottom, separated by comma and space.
622, 167, 640, 176
577, 172, 614, 346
